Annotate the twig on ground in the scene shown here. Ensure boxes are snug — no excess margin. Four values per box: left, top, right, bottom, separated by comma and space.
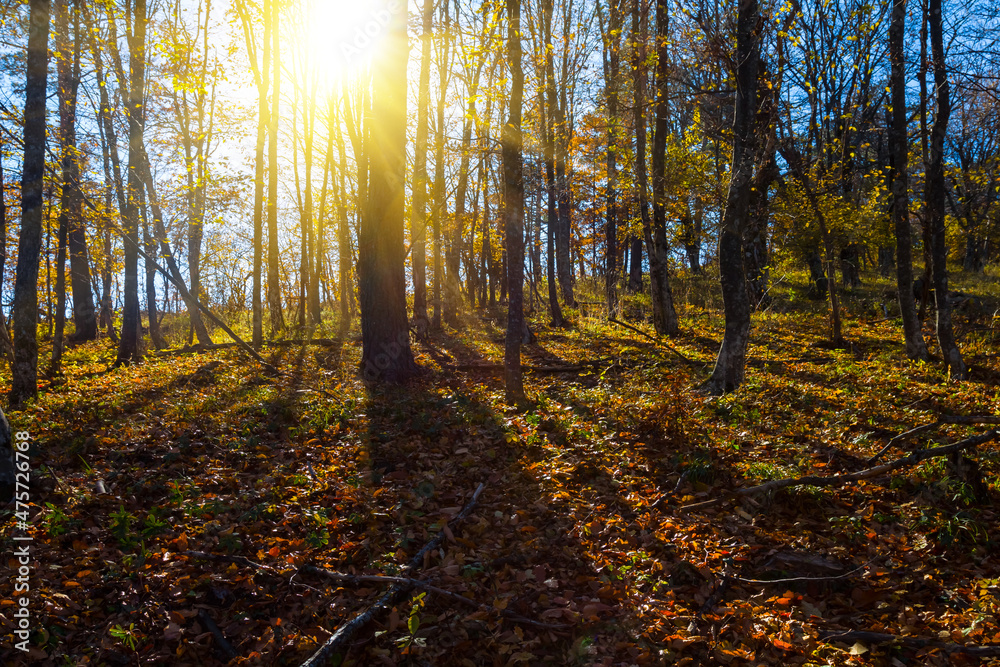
297, 483, 486, 667
299, 565, 569, 630
818, 630, 1000, 657
678, 430, 999, 512
609, 318, 704, 366
198, 609, 239, 661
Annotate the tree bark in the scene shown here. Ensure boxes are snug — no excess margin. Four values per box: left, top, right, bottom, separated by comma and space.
648, 0, 680, 336
115, 0, 147, 367
358, 3, 419, 382
58, 0, 97, 344
702, 0, 759, 395
602, 0, 622, 318
889, 0, 929, 360
541, 50, 564, 327
266, 0, 283, 335
926, 0, 965, 379
234, 0, 269, 348
411, 0, 432, 334
503, 0, 527, 405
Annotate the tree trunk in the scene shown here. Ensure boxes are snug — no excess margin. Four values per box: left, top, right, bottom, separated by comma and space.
432, 11, 450, 332
647, 0, 680, 336
140, 189, 167, 349
358, 2, 419, 383
58, 0, 97, 344
890, 0, 927, 358
235, 0, 270, 348
266, 0, 283, 335
602, 0, 621, 317
702, 0, 759, 395
84, 3, 120, 342
628, 236, 643, 291
926, 0, 965, 379
333, 101, 353, 334
503, 0, 526, 404
0, 142, 11, 360
115, 0, 146, 367
411, 0, 432, 334
542, 69, 564, 326
543, 0, 573, 307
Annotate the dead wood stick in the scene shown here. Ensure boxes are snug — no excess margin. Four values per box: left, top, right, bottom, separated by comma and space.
726, 562, 870, 586
182, 551, 278, 573
198, 609, 238, 661
867, 422, 942, 464
609, 317, 703, 366
298, 483, 485, 667
299, 565, 569, 630
679, 430, 999, 512
868, 414, 1000, 464
818, 630, 1000, 657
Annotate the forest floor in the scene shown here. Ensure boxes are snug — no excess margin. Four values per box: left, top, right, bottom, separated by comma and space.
4, 270, 1000, 666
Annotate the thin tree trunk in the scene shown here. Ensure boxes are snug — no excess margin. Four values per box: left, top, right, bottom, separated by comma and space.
926, 0, 965, 379
266, 0, 283, 335
602, 0, 621, 317
432, 5, 451, 331
503, 0, 526, 404
115, 0, 147, 367
59, 0, 97, 343
140, 188, 167, 349
333, 100, 353, 334
702, 0, 759, 395
543, 0, 573, 307
411, 0, 432, 334
890, 0, 929, 361
648, 0, 680, 336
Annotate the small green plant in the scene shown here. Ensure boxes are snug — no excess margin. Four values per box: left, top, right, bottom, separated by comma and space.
396, 592, 428, 653
109, 506, 137, 550
109, 623, 139, 652
43, 503, 70, 537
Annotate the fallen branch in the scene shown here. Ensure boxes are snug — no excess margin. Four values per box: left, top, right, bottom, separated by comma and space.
678, 430, 999, 512
298, 483, 485, 667
444, 360, 604, 374
182, 550, 278, 573
868, 414, 1000, 463
299, 565, 568, 630
726, 561, 869, 586
818, 630, 1000, 657
609, 318, 703, 366
198, 609, 238, 661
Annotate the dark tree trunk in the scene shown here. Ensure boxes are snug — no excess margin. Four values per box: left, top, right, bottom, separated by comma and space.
839, 243, 862, 289
806, 250, 828, 300
628, 236, 643, 292
681, 199, 702, 275
234, 0, 270, 347
58, 0, 97, 343
602, 0, 622, 317
266, 0, 283, 335
542, 64, 564, 326
926, 0, 965, 379
358, 2, 419, 382
411, 0, 432, 334
115, 0, 147, 367
543, 0, 573, 306
432, 12, 450, 331
502, 0, 526, 404
703, 0, 759, 395
648, 0, 680, 336
140, 189, 167, 349
0, 141, 11, 360
333, 104, 353, 334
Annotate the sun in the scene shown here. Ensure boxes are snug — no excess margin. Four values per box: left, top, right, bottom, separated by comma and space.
303, 0, 396, 87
